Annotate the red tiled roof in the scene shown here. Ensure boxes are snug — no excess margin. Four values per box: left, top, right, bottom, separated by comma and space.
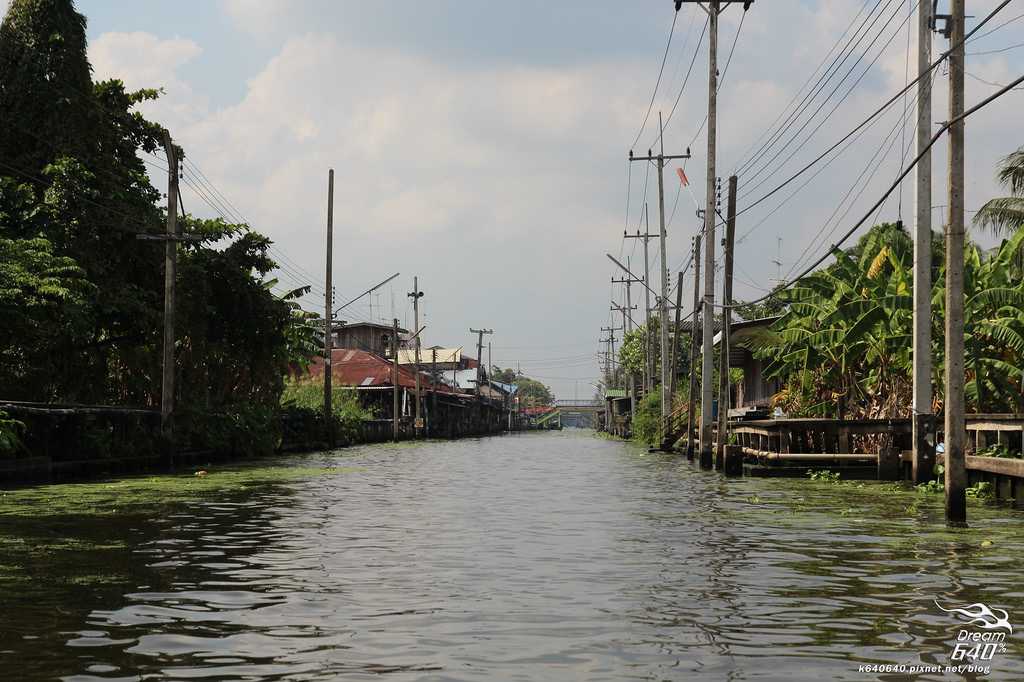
308, 349, 459, 393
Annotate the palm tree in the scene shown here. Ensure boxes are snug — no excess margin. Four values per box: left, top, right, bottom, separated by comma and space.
973, 148, 1024, 235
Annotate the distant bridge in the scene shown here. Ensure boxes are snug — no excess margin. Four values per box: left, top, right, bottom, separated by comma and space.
553, 399, 602, 428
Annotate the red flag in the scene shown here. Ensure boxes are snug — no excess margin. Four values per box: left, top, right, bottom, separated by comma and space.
676, 167, 689, 187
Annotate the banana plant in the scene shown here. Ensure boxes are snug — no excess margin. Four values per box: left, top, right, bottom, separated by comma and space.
748, 222, 1024, 417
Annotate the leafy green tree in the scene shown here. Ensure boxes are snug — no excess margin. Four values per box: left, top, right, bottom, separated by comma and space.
733, 285, 787, 322
490, 366, 516, 384
750, 221, 1024, 417
0, 233, 92, 397
974, 147, 1024, 235
631, 392, 661, 445
0, 0, 321, 458
516, 377, 553, 406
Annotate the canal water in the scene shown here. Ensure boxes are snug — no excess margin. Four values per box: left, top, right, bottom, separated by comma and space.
1, 430, 1023, 681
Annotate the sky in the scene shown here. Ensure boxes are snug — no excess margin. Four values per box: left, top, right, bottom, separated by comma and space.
8, 0, 1022, 399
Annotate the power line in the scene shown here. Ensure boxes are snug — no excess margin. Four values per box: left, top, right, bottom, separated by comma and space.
650, 13, 708, 149
630, 8, 680, 150
731, 0, 876, 174
734, 70, 1024, 309
966, 11, 1024, 43
739, 0, 910, 197
966, 71, 1024, 90
967, 41, 1024, 56
727, 0, 1015, 230
735, 0, 892, 179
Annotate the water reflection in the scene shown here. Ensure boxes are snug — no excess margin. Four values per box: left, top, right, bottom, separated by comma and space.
0, 431, 1021, 680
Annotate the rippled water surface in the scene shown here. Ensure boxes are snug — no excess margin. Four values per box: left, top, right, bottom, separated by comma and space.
2, 430, 1023, 680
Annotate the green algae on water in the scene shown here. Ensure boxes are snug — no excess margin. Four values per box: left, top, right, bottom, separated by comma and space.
0, 463, 362, 519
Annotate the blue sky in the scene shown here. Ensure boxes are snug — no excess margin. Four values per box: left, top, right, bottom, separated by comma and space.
7, 0, 1022, 398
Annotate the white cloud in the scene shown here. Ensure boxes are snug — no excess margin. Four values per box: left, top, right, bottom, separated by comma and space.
90, 31, 208, 127
83, 1, 1024, 397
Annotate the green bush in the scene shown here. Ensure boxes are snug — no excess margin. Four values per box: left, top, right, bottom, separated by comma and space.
0, 409, 24, 457
177, 403, 281, 458
632, 392, 661, 445
281, 377, 372, 446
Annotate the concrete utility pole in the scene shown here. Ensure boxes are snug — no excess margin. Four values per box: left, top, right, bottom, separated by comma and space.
629, 116, 690, 421
408, 277, 424, 436
324, 169, 335, 447
718, 175, 737, 461
943, 0, 967, 526
392, 318, 400, 442
469, 328, 493, 396
623, 261, 638, 416
686, 234, 702, 460
137, 132, 205, 464
625, 204, 657, 394
161, 131, 179, 457
610, 302, 637, 402
431, 347, 438, 437
667, 271, 685, 415
912, 0, 935, 484
699, 0, 721, 465
600, 326, 620, 388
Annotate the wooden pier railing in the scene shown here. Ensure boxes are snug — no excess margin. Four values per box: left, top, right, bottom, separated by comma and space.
727, 414, 1024, 504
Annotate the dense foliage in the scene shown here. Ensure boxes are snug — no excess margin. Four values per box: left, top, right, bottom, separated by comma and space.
488, 367, 553, 406
631, 391, 661, 445
750, 218, 1024, 418
617, 314, 695, 388
281, 378, 373, 447
0, 0, 317, 456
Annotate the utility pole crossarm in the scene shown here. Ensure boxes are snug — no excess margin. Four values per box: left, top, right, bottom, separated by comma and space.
629, 152, 692, 162
135, 234, 204, 242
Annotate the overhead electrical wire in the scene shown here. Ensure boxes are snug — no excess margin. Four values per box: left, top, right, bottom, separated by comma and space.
734, 0, 886, 176
722, 0, 1015, 232
629, 9, 680, 150
739, 0, 911, 197
731, 0, 876, 175
734, 70, 1024, 310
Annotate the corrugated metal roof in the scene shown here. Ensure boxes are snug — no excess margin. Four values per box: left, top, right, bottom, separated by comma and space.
307, 349, 458, 393
397, 348, 461, 365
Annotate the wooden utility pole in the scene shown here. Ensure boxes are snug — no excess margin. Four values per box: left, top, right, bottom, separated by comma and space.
408, 277, 424, 436
324, 169, 335, 447
624, 204, 657, 394
392, 318, 400, 442
161, 130, 179, 458
717, 175, 737, 461
629, 119, 690, 421
944, 0, 967, 526
912, 0, 935, 483
686, 234, 702, 461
